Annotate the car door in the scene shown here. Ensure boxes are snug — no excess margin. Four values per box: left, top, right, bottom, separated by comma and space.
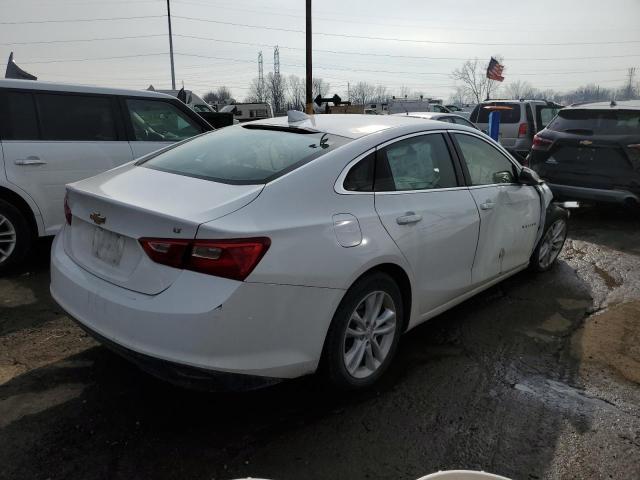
451, 132, 540, 284
373, 132, 480, 316
124, 98, 206, 158
2, 90, 133, 236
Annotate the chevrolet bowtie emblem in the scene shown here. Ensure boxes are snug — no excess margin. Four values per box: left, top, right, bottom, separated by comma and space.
89, 212, 106, 225
579, 140, 593, 146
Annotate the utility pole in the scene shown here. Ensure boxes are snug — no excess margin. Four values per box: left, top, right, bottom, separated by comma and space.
305, 0, 313, 114
274, 46, 281, 113
166, 0, 176, 90
626, 67, 637, 99
258, 51, 264, 102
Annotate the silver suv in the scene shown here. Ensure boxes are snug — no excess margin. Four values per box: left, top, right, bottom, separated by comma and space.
470, 100, 562, 160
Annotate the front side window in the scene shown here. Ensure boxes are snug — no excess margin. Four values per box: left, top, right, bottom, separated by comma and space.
378, 134, 458, 191
454, 133, 518, 185
140, 125, 350, 184
127, 99, 202, 142
36, 93, 117, 141
1, 91, 39, 140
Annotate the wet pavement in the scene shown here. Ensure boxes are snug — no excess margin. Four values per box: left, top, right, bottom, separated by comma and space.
1, 206, 639, 480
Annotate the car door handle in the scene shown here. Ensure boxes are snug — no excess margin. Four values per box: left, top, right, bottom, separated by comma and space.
396, 213, 422, 225
15, 156, 46, 166
479, 200, 495, 210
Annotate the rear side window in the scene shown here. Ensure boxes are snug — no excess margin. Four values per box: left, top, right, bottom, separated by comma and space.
127, 99, 202, 141
472, 103, 522, 123
1, 91, 39, 140
537, 106, 560, 130
547, 109, 640, 135
140, 125, 350, 184
36, 93, 118, 141
377, 133, 458, 191
344, 152, 375, 192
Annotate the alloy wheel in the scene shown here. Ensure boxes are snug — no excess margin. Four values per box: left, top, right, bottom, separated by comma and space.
342, 290, 397, 379
0, 214, 17, 264
538, 219, 567, 269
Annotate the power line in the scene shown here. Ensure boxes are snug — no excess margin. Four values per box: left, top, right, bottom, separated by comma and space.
0, 15, 164, 25
20, 53, 168, 64
172, 16, 640, 47
0, 34, 166, 45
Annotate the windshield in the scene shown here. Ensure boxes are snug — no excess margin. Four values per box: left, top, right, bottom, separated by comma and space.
140, 125, 350, 184
547, 109, 640, 135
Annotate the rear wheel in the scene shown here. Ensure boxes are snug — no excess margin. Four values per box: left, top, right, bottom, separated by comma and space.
0, 199, 32, 274
322, 272, 403, 390
530, 206, 568, 272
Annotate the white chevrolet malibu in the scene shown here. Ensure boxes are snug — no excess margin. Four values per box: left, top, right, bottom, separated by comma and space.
50, 114, 568, 390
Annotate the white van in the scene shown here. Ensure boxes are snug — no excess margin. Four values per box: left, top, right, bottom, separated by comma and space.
0, 79, 213, 271
218, 102, 273, 122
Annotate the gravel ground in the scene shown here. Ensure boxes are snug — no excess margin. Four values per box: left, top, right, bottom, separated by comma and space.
1, 205, 639, 480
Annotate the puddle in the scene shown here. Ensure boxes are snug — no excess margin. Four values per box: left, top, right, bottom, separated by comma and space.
540, 313, 572, 333
572, 302, 640, 385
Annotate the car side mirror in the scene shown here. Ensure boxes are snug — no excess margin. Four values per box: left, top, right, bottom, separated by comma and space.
519, 167, 542, 186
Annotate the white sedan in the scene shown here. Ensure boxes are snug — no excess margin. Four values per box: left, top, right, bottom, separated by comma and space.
50, 114, 568, 390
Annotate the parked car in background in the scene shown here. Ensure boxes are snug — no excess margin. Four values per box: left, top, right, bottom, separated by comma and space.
445, 104, 475, 120
387, 98, 449, 115
470, 100, 562, 159
394, 111, 479, 130
219, 102, 274, 122
528, 100, 640, 207
51, 114, 567, 391
156, 89, 214, 113
0, 79, 213, 271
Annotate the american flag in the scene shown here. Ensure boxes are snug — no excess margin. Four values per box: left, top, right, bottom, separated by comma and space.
486, 57, 505, 82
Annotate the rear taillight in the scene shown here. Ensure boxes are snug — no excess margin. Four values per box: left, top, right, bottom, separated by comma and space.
518, 123, 528, 137
532, 134, 553, 151
139, 237, 270, 281
64, 193, 72, 225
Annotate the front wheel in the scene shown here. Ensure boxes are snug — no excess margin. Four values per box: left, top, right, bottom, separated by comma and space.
322, 272, 403, 390
530, 206, 568, 272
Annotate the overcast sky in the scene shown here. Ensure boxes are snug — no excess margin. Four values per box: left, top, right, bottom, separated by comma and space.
1, 0, 639, 101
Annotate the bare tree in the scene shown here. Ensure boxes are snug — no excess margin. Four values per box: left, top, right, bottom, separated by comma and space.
312, 77, 331, 98
398, 85, 412, 98
350, 81, 376, 105
622, 67, 638, 100
203, 86, 234, 105
449, 85, 469, 106
452, 58, 501, 103
266, 72, 287, 114
373, 85, 388, 103
504, 80, 536, 100
287, 74, 305, 110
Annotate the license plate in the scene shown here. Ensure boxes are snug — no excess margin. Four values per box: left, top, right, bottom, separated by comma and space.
91, 227, 125, 266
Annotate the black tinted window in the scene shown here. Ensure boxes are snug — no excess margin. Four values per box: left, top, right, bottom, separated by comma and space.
36, 93, 117, 141
473, 103, 521, 123
2, 92, 39, 140
127, 99, 201, 141
378, 134, 458, 191
344, 153, 375, 192
141, 125, 350, 184
547, 109, 640, 135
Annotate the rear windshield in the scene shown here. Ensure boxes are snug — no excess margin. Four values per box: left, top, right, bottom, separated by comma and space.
472, 103, 521, 123
139, 125, 350, 184
547, 109, 640, 135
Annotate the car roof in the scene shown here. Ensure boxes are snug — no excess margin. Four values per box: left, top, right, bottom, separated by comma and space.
247, 113, 455, 139
392, 112, 447, 120
566, 100, 640, 110
0, 79, 176, 100
479, 99, 546, 104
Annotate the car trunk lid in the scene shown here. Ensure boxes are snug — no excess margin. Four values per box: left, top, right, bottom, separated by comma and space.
64, 164, 263, 294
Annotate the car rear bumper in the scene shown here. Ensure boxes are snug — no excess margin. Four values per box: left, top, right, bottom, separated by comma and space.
50, 233, 344, 382
548, 183, 640, 205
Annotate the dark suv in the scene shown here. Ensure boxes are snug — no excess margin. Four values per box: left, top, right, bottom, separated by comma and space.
528, 100, 640, 206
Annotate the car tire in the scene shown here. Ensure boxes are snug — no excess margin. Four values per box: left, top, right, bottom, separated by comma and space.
0, 199, 32, 274
321, 272, 403, 390
530, 206, 569, 272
